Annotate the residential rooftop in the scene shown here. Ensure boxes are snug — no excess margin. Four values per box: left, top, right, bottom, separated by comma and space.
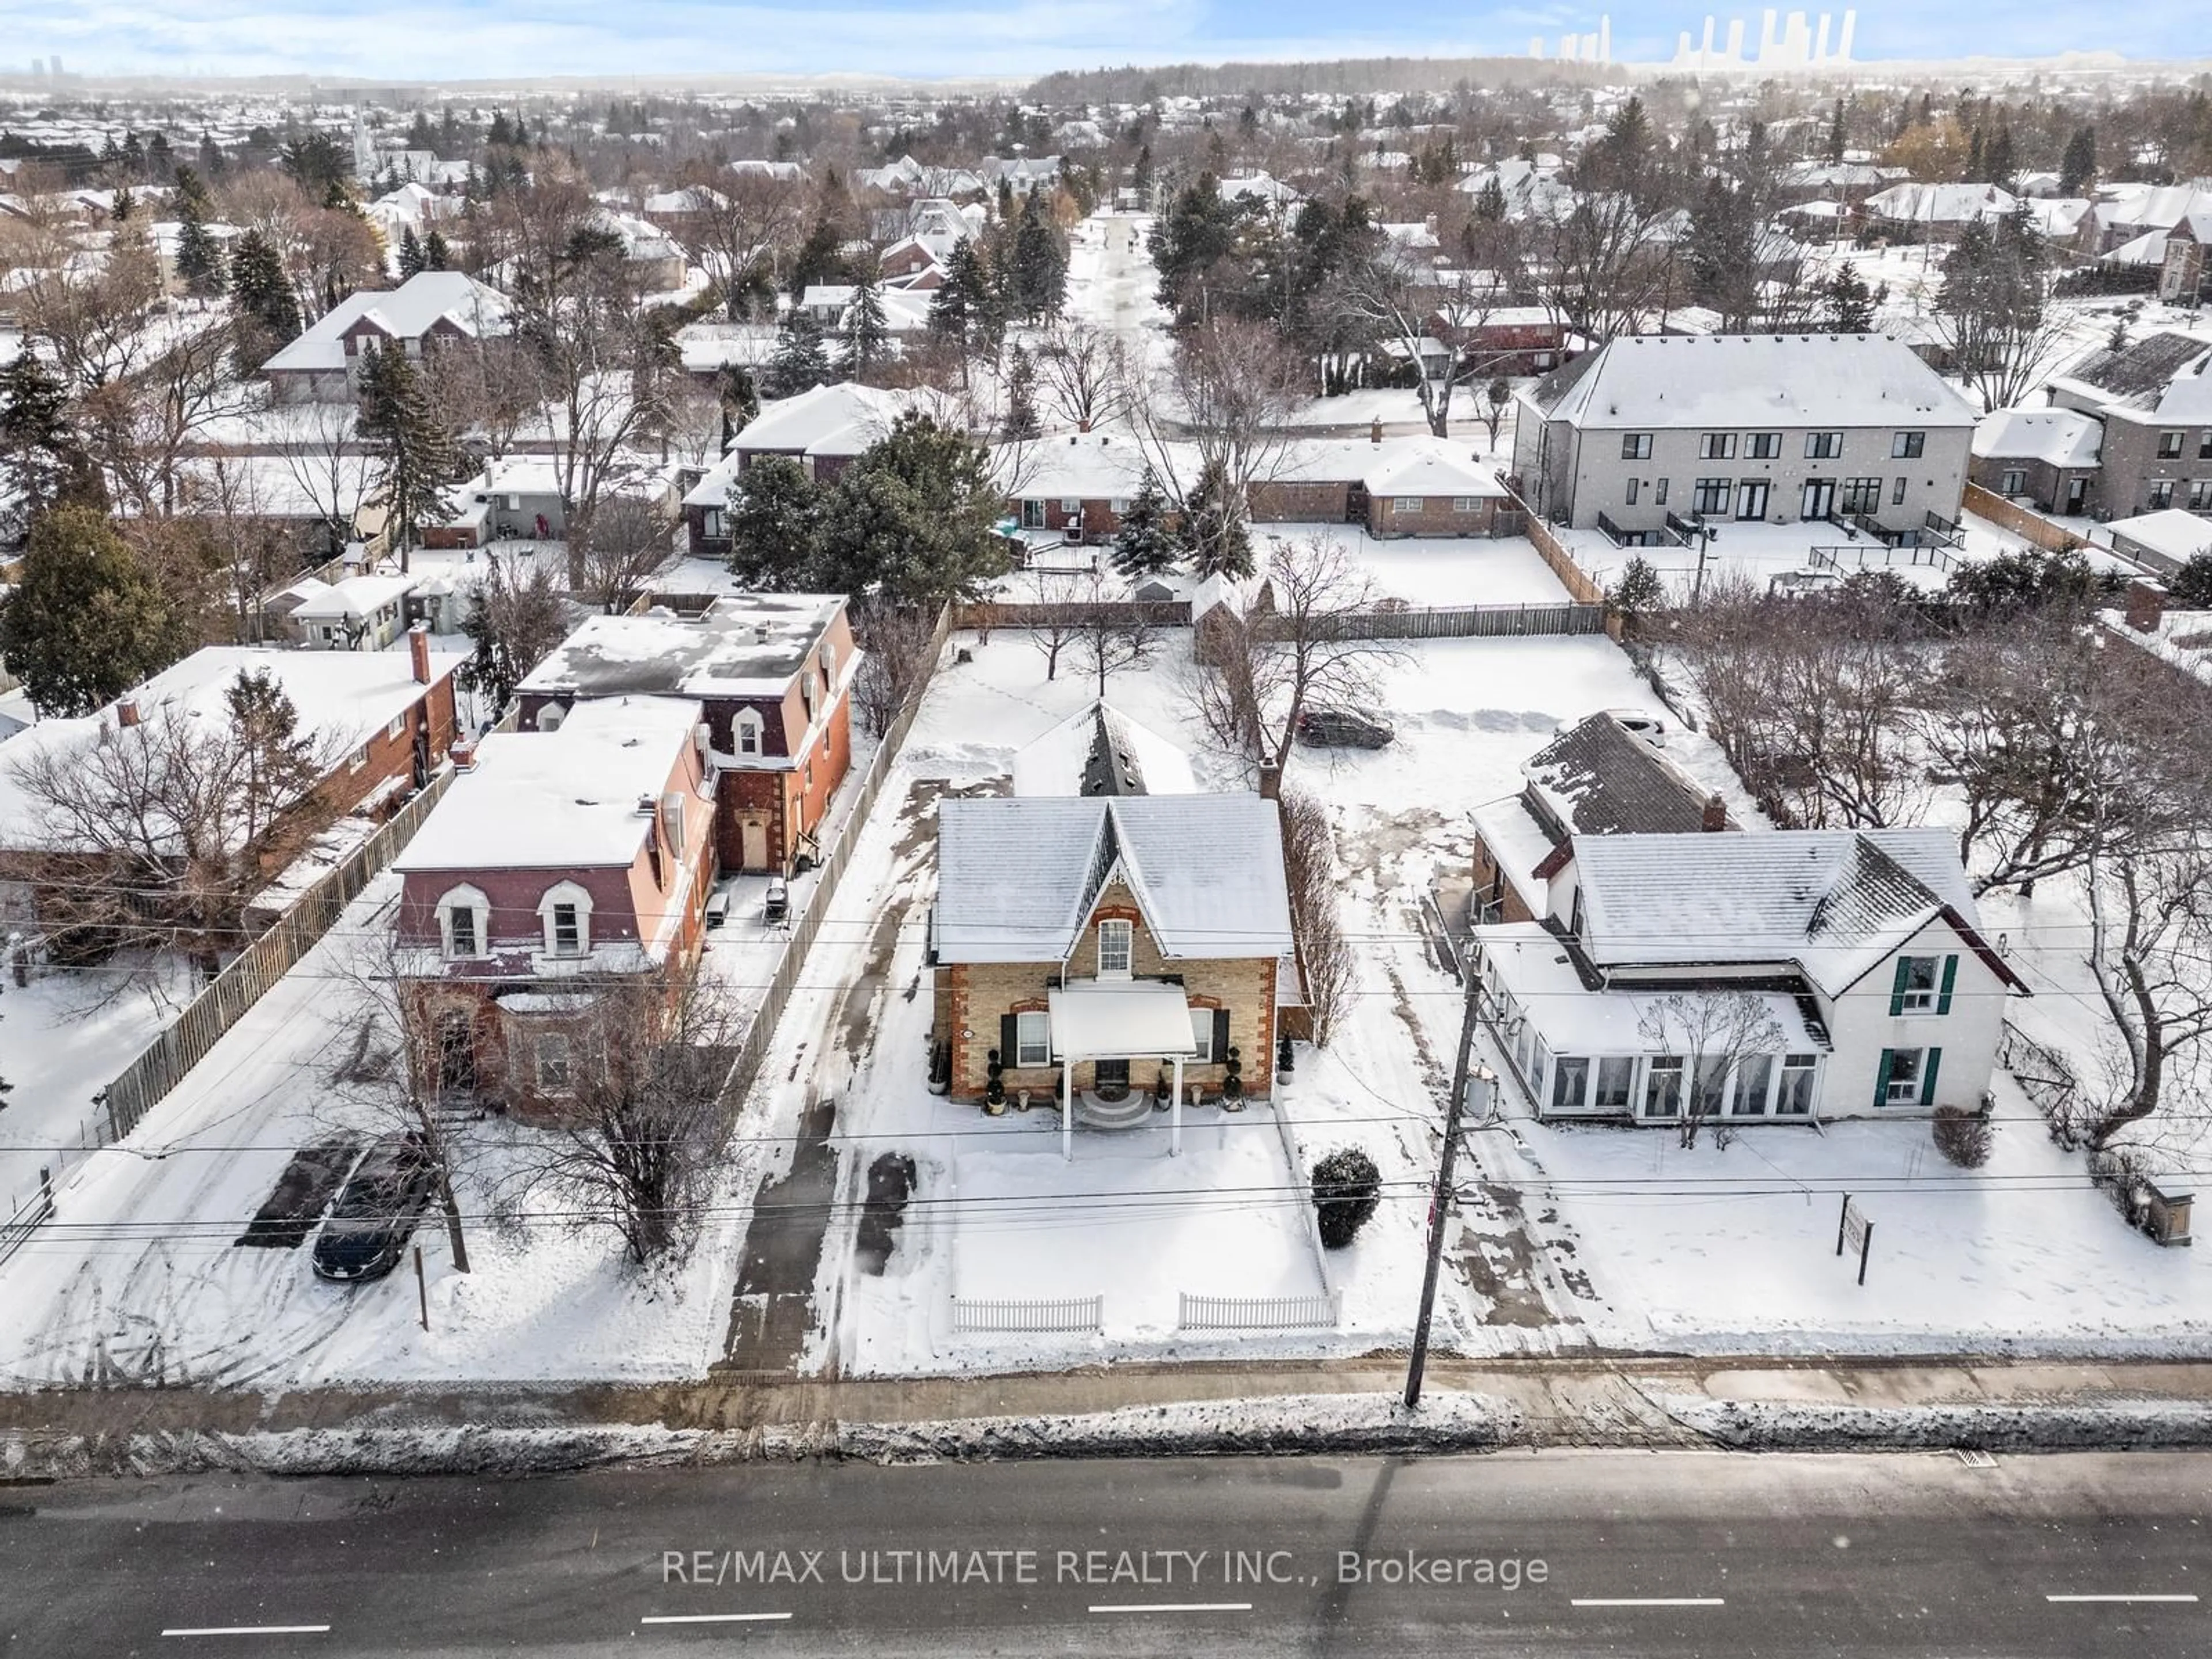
517, 593, 846, 701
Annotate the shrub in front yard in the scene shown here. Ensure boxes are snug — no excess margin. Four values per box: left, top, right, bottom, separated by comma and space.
1932, 1104, 1993, 1169
1311, 1147, 1381, 1249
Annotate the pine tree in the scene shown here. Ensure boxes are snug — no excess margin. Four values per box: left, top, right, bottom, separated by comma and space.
1001, 344, 1041, 440
226, 228, 302, 358
765, 312, 833, 397
1827, 97, 1847, 165
2059, 125, 2098, 196
0, 355, 104, 544
1010, 194, 1067, 321
1110, 469, 1179, 579
810, 416, 1010, 604
929, 238, 981, 346
423, 228, 452, 270
172, 165, 226, 298
1179, 458, 1253, 579
399, 225, 426, 278
357, 342, 459, 571
1821, 262, 1884, 332
725, 454, 819, 589
844, 270, 890, 380
0, 505, 179, 717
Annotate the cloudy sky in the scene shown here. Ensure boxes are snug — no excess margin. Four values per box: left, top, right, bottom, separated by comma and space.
2, 0, 2189, 81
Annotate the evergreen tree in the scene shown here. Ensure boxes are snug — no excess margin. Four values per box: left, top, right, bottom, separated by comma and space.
786, 215, 847, 301
1820, 262, 1885, 332
764, 312, 834, 397
715, 364, 760, 454
1473, 175, 1508, 221
0, 506, 179, 717
423, 228, 452, 271
399, 225, 426, 278
1827, 97, 1847, 165
1109, 469, 1179, 579
844, 269, 890, 380
226, 228, 302, 358
724, 454, 819, 589
172, 164, 225, 298
1010, 194, 1067, 321
809, 416, 1011, 604
929, 238, 982, 347
1986, 124, 2016, 188
2059, 125, 2098, 196
0, 356, 104, 544
357, 342, 459, 570
1179, 458, 1253, 579
1001, 344, 1041, 440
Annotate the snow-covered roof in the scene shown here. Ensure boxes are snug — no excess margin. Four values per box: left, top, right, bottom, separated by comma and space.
1006, 428, 1166, 499
1863, 181, 2018, 224
2105, 508, 2212, 568
289, 573, 416, 621
1566, 828, 2014, 999
1523, 714, 1718, 838
933, 794, 1293, 964
1011, 700, 1196, 799
393, 695, 702, 872
735, 381, 907, 459
1972, 407, 2103, 469
261, 271, 510, 375
1362, 438, 1506, 499
1524, 332, 1976, 433
0, 645, 463, 855
519, 593, 845, 700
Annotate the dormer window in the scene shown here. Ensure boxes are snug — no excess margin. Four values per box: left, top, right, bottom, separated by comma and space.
734, 710, 762, 756
537, 881, 593, 958
1097, 918, 1132, 977
438, 884, 490, 960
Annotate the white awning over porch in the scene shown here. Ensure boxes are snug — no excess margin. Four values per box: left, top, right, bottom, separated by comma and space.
1048, 980, 1195, 1059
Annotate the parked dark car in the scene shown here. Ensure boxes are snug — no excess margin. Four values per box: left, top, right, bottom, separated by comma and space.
1296, 706, 1396, 748
311, 1132, 437, 1283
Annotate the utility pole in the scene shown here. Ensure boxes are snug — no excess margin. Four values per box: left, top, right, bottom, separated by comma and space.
1406, 974, 1490, 1410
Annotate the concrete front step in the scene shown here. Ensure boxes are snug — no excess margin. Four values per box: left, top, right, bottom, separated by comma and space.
1073, 1089, 1160, 1130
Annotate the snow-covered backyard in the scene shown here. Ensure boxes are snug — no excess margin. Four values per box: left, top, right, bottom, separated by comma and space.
1255, 523, 1578, 608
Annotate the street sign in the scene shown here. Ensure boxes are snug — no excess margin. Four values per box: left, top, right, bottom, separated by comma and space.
1836, 1194, 1873, 1286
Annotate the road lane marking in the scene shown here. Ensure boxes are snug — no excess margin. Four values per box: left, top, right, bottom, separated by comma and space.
639, 1612, 794, 1624
1089, 1602, 1253, 1614
162, 1627, 331, 1638
1571, 1598, 1726, 1608
2046, 1594, 2199, 1604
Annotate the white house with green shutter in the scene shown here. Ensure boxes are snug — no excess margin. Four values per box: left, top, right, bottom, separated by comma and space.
1468, 829, 2029, 1124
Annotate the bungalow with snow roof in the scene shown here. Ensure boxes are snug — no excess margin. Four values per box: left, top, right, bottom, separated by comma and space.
927, 794, 1295, 1156
1511, 333, 1977, 539
516, 594, 855, 877
259, 270, 512, 404
391, 695, 717, 1118
1970, 407, 2104, 517
1469, 828, 2028, 1127
681, 383, 909, 557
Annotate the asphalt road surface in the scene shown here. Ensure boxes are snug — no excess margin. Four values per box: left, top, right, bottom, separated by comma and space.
6, 1449, 2209, 1656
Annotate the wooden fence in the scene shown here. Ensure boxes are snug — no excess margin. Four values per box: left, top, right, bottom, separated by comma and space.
704, 603, 956, 1125
1294, 601, 1607, 641
1963, 482, 2092, 555
956, 599, 1193, 631
1177, 1290, 1342, 1331
1998, 1017, 2082, 1127
96, 771, 457, 1143
953, 1293, 1105, 1334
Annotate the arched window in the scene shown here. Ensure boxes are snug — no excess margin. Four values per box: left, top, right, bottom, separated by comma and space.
535, 701, 568, 732
437, 884, 491, 960
536, 880, 594, 958
733, 710, 763, 757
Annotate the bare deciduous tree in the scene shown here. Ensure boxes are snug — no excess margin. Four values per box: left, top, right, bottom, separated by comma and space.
2083, 834, 2212, 1152
1032, 317, 1132, 433
571, 494, 676, 614
851, 601, 942, 738
1278, 789, 1354, 1046
1126, 316, 1301, 556
1333, 260, 1506, 438
1635, 990, 1786, 1150
678, 163, 804, 321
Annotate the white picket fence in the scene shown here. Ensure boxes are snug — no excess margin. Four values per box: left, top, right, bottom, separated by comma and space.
1177, 1291, 1342, 1332
952, 1294, 1104, 1334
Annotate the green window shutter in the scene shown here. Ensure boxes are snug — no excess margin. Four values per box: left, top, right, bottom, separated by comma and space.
1888, 957, 1911, 1017
999, 1013, 1018, 1064
1921, 1047, 1942, 1106
1211, 1007, 1232, 1060
1936, 955, 1958, 1015
1873, 1048, 1894, 1108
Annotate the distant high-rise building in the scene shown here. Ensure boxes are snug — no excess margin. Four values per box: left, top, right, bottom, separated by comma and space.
50, 54, 62, 75
31, 56, 46, 77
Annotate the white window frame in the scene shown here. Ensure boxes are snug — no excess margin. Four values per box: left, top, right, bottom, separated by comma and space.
1897, 954, 1940, 1012
1777, 1052, 1819, 1116
1729, 1054, 1776, 1117
1999, 468, 2027, 497
1885, 1047, 1925, 1104
1551, 1054, 1591, 1111
734, 710, 763, 756
385, 711, 406, 739
537, 880, 594, 959
1452, 496, 1480, 512
349, 745, 369, 772
1393, 497, 1423, 513
1593, 1056, 1635, 1112
1188, 1008, 1214, 1062
1643, 1056, 1684, 1118
438, 883, 490, 960
1097, 918, 1133, 977
661, 793, 686, 858
1016, 1009, 1051, 1067
535, 702, 567, 733
535, 1032, 573, 1094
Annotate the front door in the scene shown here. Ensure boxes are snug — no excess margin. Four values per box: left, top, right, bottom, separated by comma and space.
1801, 478, 1835, 520
1734, 480, 1770, 521
436, 1012, 475, 1097
2065, 476, 2088, 514
1092, 1059, 1131, 1096
741, 817, 769, 871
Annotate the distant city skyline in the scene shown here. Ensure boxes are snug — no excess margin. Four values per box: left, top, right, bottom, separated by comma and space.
1, 0, 2206, 84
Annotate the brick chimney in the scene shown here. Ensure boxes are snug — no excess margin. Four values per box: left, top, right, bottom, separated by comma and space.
1370, 417, 1384, 446
408, 620, 433, 684
1702, 793, 1729, 832
1257, 762, 1282, 801
116, 695, 141, 728
450, 735, 479, 771
2126, 579, 2168, 634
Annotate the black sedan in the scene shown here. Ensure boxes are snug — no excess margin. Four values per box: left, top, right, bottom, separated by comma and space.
312, 1132, 438, 1283
1295, 706, 1397, 748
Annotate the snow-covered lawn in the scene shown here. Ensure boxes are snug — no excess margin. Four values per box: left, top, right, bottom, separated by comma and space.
1255, 522, 1574, 608
1560, 510, 2045, 602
